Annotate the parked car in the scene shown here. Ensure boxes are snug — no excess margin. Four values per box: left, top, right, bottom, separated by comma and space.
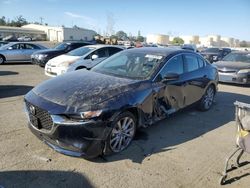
0, 42, 47, 64
24, 47, 218, 158
31, 41, 93, 67
45, 45, 125, 77
213, 51, 250, 84
3, 35, 18, 42
200, 47, 231, 63
18, 36, 32, 41
181, 44, 197, 52
0, 41, 9, 47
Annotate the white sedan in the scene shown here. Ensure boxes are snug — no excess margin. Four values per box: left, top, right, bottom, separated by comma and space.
45, 45, 124, 77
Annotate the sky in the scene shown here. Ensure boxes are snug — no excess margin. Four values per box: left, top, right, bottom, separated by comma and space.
0, 0, 250, 40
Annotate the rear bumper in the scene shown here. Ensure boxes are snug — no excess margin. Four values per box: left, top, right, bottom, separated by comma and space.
218, 73, 250, 84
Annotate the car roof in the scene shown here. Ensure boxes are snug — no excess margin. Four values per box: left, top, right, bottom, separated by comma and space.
63, 41, 93, 45
125, 47, 192, 56
2, 42, 46, 49
83, 44, 125, 49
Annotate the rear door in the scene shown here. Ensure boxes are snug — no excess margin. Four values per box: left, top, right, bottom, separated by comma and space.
23, 43, 39, 61
182, 53, 207, 105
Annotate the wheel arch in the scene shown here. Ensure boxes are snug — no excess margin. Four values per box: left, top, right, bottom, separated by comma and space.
0, 54, 6, 61
109, 107, 143, 128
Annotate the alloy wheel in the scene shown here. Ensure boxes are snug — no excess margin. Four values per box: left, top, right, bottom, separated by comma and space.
203, 86, 214, 110
0, 56, 4, 64
110, 116, 135, 153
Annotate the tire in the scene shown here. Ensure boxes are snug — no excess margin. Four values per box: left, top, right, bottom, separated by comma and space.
0, 55, 5, 65
198, 85, 215, 111
105, 111, 137, 154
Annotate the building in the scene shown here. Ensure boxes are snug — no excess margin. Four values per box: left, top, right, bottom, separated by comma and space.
146, 34, 169, 45
0, 25, 46, 40
22, 24, 96, 42
180, 35, 200, 45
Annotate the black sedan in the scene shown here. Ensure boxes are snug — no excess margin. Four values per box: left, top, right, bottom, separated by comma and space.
24, 48, 218, 158
31, 41, 93, 67
213, 51, 250, 84
201, 47, 231, 63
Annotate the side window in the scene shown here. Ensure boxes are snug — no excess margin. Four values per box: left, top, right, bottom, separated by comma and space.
71, 43, 81, 49
184, 54, 199, 72
96, 48, 108, 58
157, 55, 184, 80
19, 43, 25, 49
85, 48, 107, 59
25, 44, 36, 49
197, 57, 205, 68
108, 47, 123, 56
11, 44, 19, 49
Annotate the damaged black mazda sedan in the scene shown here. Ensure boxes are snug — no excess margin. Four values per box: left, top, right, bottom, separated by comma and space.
24, 47, 218, 158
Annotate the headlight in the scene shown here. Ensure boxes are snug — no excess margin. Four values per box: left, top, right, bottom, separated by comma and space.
68, 110, 102, 120
57, 61, 71, 67
80, 110, 102, 119
38, 54, 48, 59
238, 69, 250, 74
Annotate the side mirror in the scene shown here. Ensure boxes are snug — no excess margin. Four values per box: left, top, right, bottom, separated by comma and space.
162, 73, 179, 82
91, 54, 98, 60
8, 47, 13, 50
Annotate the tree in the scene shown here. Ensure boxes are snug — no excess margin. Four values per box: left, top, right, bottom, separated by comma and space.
106, 12, 115, 36
115, 30, 128, 40
0, 16, 6, 26
239, 40, 248, 47
14, 15, 28, 27
171, 37, 184, 45
137, 36, 144, 42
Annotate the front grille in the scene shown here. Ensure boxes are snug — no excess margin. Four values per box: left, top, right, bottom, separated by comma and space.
218, 70, 236, 73
26, 101, 53, 131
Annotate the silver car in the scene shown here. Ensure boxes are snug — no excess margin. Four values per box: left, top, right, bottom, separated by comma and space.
213, 51, 250, 85
0, 42, 47, 64
45, 45, 125, 77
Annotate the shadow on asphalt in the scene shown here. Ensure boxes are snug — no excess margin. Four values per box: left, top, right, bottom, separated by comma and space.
0, 170, 93, 188
0, 85, 33, 98
93, 91, 250, 163
219, 82, 250, 88
2, 62, 32, 65
0, 71, 19, 76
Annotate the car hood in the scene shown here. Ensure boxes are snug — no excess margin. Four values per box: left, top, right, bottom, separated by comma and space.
33, 48, 63, 55
214, 61, 250, 70
201, 52, 220, 56
31, 70, 139, 112
48, 55, 81, 66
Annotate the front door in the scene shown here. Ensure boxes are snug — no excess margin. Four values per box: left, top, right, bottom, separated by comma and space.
152, 54, 186, 118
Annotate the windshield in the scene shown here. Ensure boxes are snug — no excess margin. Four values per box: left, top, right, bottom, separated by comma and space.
54, 43, 68, 50
67, 47, 94, 56
222, 53, 250, 63
92, 51, 164, 80
203, 48, 220, 53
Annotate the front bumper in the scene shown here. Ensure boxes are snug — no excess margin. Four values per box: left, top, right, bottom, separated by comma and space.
31, 57, 49, 67
45, 65, 67, 77
25, 104, 111, 158
218, 72, 250, 84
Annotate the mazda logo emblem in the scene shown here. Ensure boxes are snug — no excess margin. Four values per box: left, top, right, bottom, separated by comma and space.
29, 105, 36, 115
